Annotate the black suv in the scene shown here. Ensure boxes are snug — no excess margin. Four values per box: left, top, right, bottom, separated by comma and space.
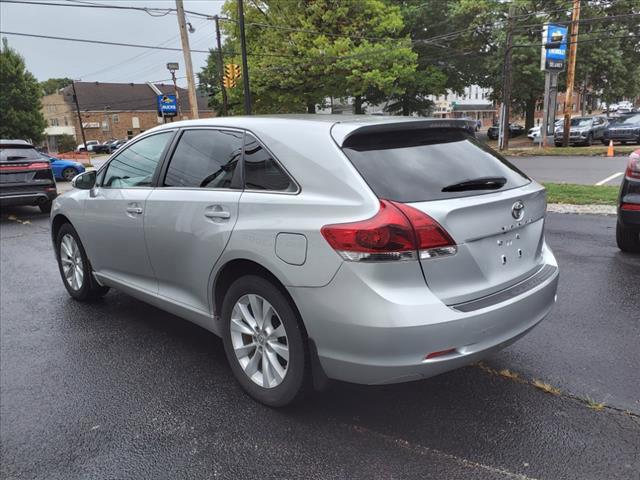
487, 123, 525, 140
0, 140, 57, 213
617, 149, 640, 252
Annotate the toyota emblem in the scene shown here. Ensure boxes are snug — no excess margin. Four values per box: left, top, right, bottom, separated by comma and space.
511, 201, 525, 220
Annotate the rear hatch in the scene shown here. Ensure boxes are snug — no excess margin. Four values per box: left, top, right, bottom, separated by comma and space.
0, 144, 56, 194
340, 125, 546, 305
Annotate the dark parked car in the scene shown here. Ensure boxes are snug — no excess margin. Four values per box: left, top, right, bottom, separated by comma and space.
554, 116, 608, 146
617, 149, 640, 252
487, 123, 525, 140
0, 140, 57, 213
603, 113, 640, 145
91, 142, 113, 154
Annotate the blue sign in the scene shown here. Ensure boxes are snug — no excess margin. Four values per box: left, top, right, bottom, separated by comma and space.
542, 24, 568, 71
157, 94, 177, 116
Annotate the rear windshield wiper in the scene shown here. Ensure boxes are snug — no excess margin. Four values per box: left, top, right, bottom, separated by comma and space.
442, 176, 507, 192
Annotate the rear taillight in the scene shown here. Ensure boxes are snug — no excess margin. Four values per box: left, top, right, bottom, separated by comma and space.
626, 152, 640, 179
620, 203, 640, 211
0, 162, 50, 172
321, 200, 457, 262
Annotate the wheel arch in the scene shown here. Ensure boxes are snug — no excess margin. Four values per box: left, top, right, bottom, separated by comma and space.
51, 213, 72, 242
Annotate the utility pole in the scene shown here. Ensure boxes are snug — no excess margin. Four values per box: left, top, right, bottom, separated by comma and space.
237, 0, 252, 114
71, 80, 87, 150
175, 0, 199, 119
214, 15, 228, 116
499, 4, 516, 151
562, 0, 581, 147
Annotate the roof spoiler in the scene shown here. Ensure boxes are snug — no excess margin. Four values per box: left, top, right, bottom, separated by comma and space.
331, 118, 475, 146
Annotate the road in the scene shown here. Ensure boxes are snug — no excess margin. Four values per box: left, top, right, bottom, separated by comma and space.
507, 155, 629, 186
1, 209, 638, 480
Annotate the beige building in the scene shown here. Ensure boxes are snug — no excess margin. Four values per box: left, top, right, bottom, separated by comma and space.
41, 81, 214, 152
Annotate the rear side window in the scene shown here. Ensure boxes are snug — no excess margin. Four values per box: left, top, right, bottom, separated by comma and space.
342, 128, 530, 202
243, 133, 296, 192
164, 129, 243, 188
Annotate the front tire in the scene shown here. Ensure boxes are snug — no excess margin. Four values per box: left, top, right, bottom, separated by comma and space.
221, 275, 310, 407
56, 223, 109, 300
585, 133, 593, 146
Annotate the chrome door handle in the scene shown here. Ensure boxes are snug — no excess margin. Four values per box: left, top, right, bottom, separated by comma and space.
204, 210, 230, 219
126, 207, 143, 214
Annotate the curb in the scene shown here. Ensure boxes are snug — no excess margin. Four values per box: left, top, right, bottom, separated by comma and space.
547, 203, 616, 216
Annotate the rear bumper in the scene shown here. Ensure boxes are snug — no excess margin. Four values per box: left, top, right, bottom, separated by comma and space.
618, 208, 640, 231
291, 245, 558, 385
0, 191, 57, 207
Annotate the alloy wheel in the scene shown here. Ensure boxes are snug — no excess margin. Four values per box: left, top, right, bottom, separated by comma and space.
62, 168, 77, 181
60, 234, 84, 290
230, 294, 289, 388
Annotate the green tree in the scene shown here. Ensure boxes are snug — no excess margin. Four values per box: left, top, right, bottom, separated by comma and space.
57, 134, 76, 153
0, 39, 47, 142
40, 77, 72, 95
212, 0, 417, 114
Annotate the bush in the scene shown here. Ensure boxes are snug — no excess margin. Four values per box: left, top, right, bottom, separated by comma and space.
57, 134, 76, 153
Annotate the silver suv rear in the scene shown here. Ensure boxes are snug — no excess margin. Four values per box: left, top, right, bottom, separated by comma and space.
51, 116, 559, 406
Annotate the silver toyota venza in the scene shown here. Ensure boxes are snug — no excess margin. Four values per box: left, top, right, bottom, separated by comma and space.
51, 116, 559, 406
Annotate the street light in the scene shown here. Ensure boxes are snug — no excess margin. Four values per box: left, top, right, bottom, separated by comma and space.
166, 62, 180, 119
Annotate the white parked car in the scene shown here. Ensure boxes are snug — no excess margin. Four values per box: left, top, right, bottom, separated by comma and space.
76, 140, 99, 153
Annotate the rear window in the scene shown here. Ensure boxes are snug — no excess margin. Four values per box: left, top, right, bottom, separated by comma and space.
342, 128, 530, 202
0, 147, 42, 162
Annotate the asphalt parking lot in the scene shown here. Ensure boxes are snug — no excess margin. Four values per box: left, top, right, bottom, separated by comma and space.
1, 206, 638, 480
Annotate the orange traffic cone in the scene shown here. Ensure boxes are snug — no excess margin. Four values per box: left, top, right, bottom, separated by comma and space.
607, 140, 614, 157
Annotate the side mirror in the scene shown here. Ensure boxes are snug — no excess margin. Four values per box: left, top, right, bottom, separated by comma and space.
72, 170, 97, 190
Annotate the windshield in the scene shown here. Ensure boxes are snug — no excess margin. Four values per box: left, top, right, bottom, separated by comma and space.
0, 147, 43, 162
570, 118, 592, 128
618, 114, 640, 125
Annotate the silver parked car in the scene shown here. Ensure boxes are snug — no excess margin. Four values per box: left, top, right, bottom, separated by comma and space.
51, 116, 559, 406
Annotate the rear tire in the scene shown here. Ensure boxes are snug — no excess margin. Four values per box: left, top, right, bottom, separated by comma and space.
616, 222, 640, 253
39, 201, 52, 214
56, 223, 110, 300
221, 275, 310, 407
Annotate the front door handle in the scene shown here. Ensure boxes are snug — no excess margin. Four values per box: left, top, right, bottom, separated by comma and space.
204, 210, 230, 219
126, 207, 143, 214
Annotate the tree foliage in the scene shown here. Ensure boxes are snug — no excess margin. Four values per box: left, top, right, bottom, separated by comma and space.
0, 39, 47, 142
199, 0, 640, 118
40, 77, 72, 95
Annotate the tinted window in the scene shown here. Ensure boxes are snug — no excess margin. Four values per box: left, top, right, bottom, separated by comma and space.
342, 128, 530, 203
164, 129, 242, 188
0, 147, 41, 162
619, 114, 640, 125
102, 132, 172, 188
243, 133, 296, 192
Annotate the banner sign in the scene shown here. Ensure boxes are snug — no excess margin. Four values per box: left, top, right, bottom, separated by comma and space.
157, 94, 178, 116
541, 24, 568, 71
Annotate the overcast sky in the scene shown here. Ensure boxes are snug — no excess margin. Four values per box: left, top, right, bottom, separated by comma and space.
0, 0, 225, 87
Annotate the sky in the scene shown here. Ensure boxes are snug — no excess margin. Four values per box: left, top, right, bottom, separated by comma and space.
0, 0, 225, 88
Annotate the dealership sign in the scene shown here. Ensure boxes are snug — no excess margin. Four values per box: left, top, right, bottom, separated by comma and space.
541, 24, 568, 71
157, 94, 178, 117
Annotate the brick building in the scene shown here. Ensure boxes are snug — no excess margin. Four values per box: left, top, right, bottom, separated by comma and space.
41, 82, 214, 152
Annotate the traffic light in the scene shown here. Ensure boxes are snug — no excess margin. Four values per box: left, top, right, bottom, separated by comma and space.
223, 64, 241, 89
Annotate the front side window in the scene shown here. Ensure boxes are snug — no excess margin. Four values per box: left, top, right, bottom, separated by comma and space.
243, 133, 296, 192
102, 131, 172, 188
164, 129, 243, 188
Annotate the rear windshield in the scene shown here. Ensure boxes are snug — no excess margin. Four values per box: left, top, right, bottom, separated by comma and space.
0, 147, 42, 162
342, 128, 530, 203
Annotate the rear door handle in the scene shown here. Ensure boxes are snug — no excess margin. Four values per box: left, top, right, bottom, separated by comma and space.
126, 207, 143, 214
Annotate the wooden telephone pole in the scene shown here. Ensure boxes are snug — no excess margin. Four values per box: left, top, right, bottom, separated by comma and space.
499, 5, 516, 151
175, 0, 199, 119
214, 15, 228, 116
562, 0, 581, 147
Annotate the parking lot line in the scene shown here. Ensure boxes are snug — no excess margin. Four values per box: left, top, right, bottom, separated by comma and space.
595, 172, 623, 186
